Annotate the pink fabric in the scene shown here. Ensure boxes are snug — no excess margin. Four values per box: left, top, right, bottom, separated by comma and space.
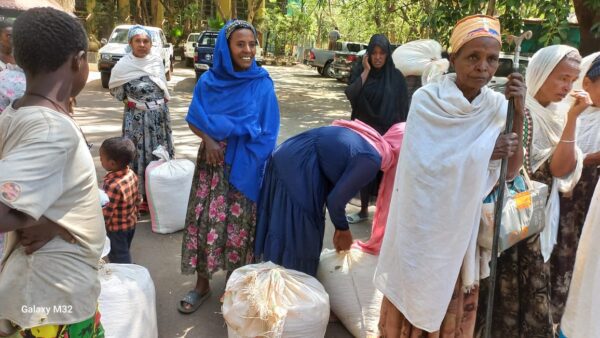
331, 119, 405, 255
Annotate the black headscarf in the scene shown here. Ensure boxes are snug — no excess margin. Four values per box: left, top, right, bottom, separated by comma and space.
347, 34, 408, 134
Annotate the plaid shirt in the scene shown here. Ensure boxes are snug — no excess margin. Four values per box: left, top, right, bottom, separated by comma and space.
102, 168, 140, 231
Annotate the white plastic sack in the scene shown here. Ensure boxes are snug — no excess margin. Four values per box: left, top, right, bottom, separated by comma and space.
98, 263, 157, 338
392, 39, 448, 84
317, 248, 382, 338
223, 262, 330, 338
99, 188, 110, 207
145, 145, 195, 234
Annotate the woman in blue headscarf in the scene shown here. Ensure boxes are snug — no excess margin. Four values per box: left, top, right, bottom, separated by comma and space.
178, 20, 280, 313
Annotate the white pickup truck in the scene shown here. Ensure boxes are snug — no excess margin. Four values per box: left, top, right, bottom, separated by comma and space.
98, 25, 174, 88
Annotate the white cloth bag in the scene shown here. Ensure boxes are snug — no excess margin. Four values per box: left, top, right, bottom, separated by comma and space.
223, 262, 330, 338
98, 263, 158, 338
391, 39, 449, 84
145, 145, 195, 234
317, 249, 382, 338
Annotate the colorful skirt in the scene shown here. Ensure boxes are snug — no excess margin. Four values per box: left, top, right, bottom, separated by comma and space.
16, 310, 103, 338
379, 278, 478, 337
181, 143, 257, 278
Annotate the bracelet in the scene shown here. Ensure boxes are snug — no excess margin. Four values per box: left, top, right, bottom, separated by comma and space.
560, 139, 576, 143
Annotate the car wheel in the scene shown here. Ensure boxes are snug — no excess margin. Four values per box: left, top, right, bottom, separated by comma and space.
317, 66, 324, 75
323, 62, 335, 78
185, 58, 193, 67
101, 72, 110, 89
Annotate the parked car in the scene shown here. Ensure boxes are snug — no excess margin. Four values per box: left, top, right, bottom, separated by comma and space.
98, 25, 174, 89
488, 52, 530, 93
184, 32, 200, 67
307, 41, 367, 78
194, 30, 218, 81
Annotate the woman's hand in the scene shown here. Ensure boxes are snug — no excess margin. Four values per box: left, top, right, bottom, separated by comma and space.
17, 217, 75, 255
491, 132, 519, 160
504, 73, 526, 119
333, 229, 353, 252
203, 135, 224, 166
362, 54, 371, 74
568, 90, 593, 119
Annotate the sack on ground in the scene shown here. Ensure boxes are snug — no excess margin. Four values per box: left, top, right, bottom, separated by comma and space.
145, 145, 195, 234
223, 262, 330, 338
317, 248, 382, 338
98, 263, 157, 338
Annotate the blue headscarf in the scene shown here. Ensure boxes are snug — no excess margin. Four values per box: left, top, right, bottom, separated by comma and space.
125, 25, 152, 53
186, 21, 280, 202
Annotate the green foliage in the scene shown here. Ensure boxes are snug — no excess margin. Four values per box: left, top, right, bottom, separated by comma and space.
208, 17, 225, 30
264, 2, 313, 56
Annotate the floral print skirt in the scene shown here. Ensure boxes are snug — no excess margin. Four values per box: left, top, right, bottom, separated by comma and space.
181, 143, 256, 278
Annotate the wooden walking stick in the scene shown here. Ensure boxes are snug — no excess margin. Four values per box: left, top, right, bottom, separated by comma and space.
484, 30, 532, 338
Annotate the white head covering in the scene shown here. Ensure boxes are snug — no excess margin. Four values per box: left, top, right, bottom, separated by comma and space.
525, 44, 579, 172
525, 45, 584, 261
108, 53, 170, 100
575, 52, 600, 155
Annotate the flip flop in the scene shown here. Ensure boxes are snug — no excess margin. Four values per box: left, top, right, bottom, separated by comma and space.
177, 289, 210, 314
346, 213, 368, 224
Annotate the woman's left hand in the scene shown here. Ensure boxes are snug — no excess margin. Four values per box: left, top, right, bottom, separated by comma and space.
18, 217, 75, 254
333, 229, 353, 252
504, 72, 526, 118
491, 132, 519, 160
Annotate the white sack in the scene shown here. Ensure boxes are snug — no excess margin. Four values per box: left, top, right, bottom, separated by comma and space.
145, 145, 195, 234
392, 39, 448, 84
317, 249, 382, 338
223, 262, 329, 338
98, 263, 157, 338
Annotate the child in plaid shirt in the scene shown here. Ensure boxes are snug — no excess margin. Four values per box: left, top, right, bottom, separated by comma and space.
100, 137, 140, 263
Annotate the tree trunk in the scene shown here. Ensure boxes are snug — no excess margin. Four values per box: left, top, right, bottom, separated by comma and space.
231, 0, 237, 19
486, 0, 496, 16
573, 0, 600, 56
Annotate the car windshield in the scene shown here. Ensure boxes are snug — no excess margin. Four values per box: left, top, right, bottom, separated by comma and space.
109, 28, 160, 44
188, 34, 200, 42
495, 57, 529, 77
199, 34, 218, 46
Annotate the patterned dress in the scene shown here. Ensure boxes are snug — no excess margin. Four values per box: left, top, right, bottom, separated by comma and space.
181, 142, 257, 278
110, 76, 174, 198
476, 109, 554, 337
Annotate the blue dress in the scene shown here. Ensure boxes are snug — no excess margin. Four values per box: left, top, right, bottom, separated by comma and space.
254, 126, 382, 276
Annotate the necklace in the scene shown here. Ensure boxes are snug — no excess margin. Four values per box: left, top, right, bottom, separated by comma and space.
24, 92, 93, 150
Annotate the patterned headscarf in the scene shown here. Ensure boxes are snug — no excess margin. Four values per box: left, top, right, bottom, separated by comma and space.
128, 25, 152, 42
449, 15, 501, 53
225, 20, 257, 41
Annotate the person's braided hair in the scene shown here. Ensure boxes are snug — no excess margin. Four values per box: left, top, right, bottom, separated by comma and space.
12, 7, 87, 76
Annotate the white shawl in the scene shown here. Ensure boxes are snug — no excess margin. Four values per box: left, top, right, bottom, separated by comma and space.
108, 53, 170, 100
575, 52, 600, 155
560, 179, 600, 337
525, 45, 584, 261
374, 74, 506, 332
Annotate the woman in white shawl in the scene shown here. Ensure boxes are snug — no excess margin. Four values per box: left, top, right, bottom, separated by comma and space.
374, 15, 526, 337
478, 46, 592, 336
108, 25, 174, 211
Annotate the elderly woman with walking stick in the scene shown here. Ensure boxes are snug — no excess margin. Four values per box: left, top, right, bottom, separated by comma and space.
374, 15, 526, 337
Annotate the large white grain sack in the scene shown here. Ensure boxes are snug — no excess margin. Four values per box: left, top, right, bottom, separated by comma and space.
145, 145, 195, 234
392, 39, 448, 84
98, 263, 157, 338
317, 248, 382, 338
223, 262, 330, 338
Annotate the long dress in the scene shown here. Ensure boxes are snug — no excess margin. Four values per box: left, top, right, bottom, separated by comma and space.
180, 142, 257, 278
110, 76, 174, 198
476, 109, 554, 337
254, 126, 382, 276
